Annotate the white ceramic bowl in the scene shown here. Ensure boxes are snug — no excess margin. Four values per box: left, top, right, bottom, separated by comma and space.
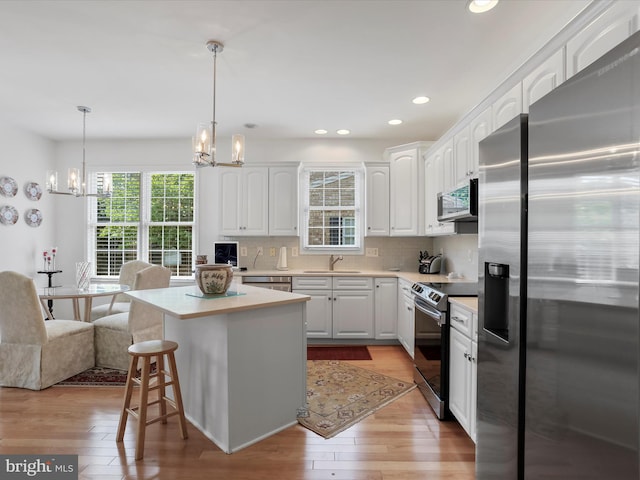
195, 263, 234, 295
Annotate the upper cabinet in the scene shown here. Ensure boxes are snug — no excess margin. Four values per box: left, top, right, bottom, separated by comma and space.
365, 164, 390, 236
423, 142, 455, 237
469, 107, 492, 179
492, 83, 523, 132
566, 2, 640, 78
219, 167, 269, 236
453, 126, 471, 186
269, 166, 298, 236
388, 143, 426, 237
523, 49, 565, 113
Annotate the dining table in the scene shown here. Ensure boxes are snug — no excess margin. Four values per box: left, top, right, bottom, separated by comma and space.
38, 284, 130, 322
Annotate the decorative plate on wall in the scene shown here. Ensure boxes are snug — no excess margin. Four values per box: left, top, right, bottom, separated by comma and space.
24, 208, 43, 227
0, 177, 18, 198
0, 205, 19, 225
24, 182, 42, 201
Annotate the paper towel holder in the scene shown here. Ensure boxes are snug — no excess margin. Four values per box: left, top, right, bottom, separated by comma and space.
276, 246, 288, 271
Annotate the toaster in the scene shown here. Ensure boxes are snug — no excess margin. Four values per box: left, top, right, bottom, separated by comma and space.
419, 255, 442, 274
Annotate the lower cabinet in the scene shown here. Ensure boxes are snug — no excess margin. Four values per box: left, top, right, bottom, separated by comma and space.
374, 277, 398, 339
448, 302, 477, 442
396, 278, 415, 358
293, 276, 374, 339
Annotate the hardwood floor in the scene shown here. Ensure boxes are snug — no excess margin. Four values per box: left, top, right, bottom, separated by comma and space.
0, 346, 475, 479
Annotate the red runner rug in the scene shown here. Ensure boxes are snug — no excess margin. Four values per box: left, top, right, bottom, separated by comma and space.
307, 345, 372, 361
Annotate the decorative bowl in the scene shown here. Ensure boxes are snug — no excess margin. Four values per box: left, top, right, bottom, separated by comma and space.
195, 263, 234, 295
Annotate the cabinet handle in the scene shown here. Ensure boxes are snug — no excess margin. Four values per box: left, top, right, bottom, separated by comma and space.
451, 316, 464, 323
463, 352, 469, 359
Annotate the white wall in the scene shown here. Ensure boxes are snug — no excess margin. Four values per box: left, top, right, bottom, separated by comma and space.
0, 122, 56, 283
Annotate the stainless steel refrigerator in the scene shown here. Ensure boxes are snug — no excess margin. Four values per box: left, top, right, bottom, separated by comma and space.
477, 30, 640, 480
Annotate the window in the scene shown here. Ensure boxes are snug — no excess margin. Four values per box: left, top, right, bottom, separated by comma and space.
301, 167, 363, 253
89, 171, 195, 278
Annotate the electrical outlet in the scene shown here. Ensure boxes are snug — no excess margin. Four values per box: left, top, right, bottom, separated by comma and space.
366, 248, 378, 257
269, 247, 276, 257
240, 246, 248, 257
291, 247, 298, 257
256, 246, 263, 256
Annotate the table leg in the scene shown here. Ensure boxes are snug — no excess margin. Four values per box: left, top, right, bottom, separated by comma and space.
83, 298, 93, 322
40, 299, 54, 321
72, 299, 81, 321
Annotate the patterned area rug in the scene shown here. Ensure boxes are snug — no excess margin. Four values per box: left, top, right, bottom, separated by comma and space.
56, 367, 128, 386
307, 345, 372, 361
298, 360, 416, 438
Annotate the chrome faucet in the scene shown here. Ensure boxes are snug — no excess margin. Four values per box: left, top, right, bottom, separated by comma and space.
329, 254, 343, 271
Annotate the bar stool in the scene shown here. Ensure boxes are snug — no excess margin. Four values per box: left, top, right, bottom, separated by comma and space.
116, 339, 188, 460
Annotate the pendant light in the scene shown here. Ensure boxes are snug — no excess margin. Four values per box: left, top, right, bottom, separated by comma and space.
193, 40, 245, 168
46, 106, 112, 197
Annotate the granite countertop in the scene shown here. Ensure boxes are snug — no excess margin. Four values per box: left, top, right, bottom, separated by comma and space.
126, 284, 310, 319
449, 296, 478, 313
234, 269, 476, 285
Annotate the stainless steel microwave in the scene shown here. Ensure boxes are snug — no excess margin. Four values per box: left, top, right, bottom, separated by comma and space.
437, 178, 478, 222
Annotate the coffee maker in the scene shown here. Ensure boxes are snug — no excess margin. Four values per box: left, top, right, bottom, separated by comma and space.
418, 251, 442, 274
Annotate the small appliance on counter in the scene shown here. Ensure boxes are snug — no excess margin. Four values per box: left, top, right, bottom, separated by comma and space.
418, 251, 442, 274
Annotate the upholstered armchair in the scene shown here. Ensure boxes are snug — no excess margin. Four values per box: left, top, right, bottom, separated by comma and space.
90, 260, 152, 321
0, 271, 95, 390
93, 265, 171, 370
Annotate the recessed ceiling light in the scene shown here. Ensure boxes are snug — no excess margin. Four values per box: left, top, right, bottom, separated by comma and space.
314, 129, 328, 135
467, 0, 499, 13
388, 119, 403, 125
412, 96, 430, 105
336, 129, 351, 135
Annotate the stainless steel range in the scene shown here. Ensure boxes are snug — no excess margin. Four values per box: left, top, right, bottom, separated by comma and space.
411, 281, 477, 419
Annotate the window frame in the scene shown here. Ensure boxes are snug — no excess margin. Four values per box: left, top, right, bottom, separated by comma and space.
299, 164, 365, 255
87, 169, 197, 279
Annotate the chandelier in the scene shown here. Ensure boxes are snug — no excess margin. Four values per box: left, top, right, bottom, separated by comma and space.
193, 40, 245, 168
46, 106, 111, 197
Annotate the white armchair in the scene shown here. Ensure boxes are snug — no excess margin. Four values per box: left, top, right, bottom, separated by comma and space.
93, 265, 171, 370
0, 271, 95, 390
90, 260, 152, 321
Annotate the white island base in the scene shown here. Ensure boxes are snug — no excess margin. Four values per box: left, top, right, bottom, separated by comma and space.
126, 284, 309, 454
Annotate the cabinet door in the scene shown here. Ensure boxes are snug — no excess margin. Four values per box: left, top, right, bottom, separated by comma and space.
441, 139, 455, 191
453, 126, 471, 185
492, 83, 523, 132
470, 340, 478, 443
389, 148, 419, 236
332, 290, 374, 339
433, 147, 455, 236
567, 1, 640, 78
366, 165, 390, 236
449, 326, 472, 433
423, 152, 437, 235
219, 169, 243, 235
396, 285, 415, 358
243, 168, 269, 235
523, 48, 565, 112
269, 166, 298, 236
469, 107, 492, 179
295, 289, 332, 338
374, 278, 397, 339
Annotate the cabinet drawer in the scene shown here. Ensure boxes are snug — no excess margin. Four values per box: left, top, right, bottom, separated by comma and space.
332, 277, 373, 290
292, 276, 331, 290
449, 303, 473, 338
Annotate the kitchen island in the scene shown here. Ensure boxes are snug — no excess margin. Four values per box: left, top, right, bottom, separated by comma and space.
126, 283, 310, 454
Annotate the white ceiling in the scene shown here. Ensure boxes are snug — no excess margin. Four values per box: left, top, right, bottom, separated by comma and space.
0, 0, 592, 143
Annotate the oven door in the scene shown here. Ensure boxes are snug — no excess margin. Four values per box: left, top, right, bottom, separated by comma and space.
413, 296, 449, 419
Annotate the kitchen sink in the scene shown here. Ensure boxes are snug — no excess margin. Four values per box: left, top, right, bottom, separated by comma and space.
303, 270, 361, 273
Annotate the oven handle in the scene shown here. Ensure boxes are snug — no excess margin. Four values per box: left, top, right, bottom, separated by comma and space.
414, 297, 444, 325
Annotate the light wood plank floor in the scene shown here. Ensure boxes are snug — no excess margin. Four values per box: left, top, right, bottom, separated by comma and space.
0, 346, 475, 480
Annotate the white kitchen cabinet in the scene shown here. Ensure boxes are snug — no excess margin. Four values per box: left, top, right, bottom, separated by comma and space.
469, 106, 492, 179
366, 165, 390, 236
269, 166, 298, 236
523, 48, 565, 113
453, 126, 471, 186
423, 150, 438, 236
396, 278, 415, 358
293, 276, 373, 339
388, 143, 428, 237
374, 277, 397, 339
566, 1, 640, 79
441, 139, 455, 192
219, 167, 269, 236
492, 83, 523, 132
448, 301, 478, 442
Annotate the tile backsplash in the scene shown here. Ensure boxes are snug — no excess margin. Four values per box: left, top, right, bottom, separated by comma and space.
209, 236, 477, 276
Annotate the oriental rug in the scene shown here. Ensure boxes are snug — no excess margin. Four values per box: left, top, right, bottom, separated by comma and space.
307, 345, 372, 361
297, 360, 416, 439
56, 366, 128, 386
